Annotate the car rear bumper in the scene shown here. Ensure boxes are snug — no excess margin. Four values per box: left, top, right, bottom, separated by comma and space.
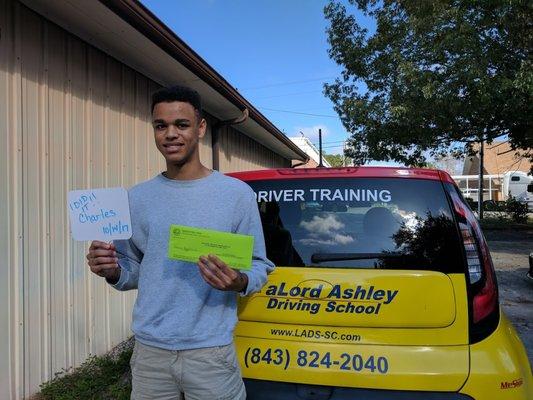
243, 311, 533, 400
244, 378, 474, 399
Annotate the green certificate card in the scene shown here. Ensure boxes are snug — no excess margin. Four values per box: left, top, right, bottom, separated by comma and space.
168, 225, 254, 270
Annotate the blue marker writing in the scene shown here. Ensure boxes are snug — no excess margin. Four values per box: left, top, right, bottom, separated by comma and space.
102, 220, 129, 235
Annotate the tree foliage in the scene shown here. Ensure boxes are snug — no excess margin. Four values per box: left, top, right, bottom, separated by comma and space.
324, 0, 532, 167
324, 153, 345, 167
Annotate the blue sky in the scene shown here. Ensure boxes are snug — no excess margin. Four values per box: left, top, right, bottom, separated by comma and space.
140, 0, 379, 158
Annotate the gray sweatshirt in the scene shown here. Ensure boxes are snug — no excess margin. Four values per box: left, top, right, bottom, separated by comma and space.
111, 171, 274, 350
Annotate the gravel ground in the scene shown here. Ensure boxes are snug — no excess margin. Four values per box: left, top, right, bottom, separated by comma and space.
485, 229, 532, 366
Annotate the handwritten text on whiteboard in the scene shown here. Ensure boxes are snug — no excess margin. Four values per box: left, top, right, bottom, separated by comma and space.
68, 187, 132, 241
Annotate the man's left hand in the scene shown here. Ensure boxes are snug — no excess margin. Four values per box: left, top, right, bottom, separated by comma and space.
197, 254, 248, 292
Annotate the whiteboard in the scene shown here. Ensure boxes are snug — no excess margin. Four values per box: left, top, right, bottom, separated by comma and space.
68, 187, 132, 241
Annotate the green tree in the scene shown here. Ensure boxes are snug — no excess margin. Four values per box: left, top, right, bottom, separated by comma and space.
324, 0, 532, 167
324, 153, 345, 167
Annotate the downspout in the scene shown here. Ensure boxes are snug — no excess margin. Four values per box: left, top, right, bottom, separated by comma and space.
212, 108, 249, 171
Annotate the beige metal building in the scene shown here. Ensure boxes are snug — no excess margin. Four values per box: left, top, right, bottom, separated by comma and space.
0, 0, 307, 397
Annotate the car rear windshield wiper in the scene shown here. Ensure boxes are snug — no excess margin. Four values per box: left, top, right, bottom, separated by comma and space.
311, 252, 405, 263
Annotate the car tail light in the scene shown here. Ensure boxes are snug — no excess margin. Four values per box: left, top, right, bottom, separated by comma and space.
447, 187, 499, 338
468, 217, 498, 323
459, 222, 482, 284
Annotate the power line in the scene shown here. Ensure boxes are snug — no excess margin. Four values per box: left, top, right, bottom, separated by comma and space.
239, 76, 336, 91
263, 106, 339, 112
259, 107, 339, 118
312, 140, 347, 146
251, 90, 323, 100
321, 145, 348, 150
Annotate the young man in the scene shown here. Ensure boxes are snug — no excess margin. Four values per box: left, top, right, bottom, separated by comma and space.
86, 86, 274, 399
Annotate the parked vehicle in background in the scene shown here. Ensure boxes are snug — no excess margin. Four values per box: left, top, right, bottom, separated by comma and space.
453, 171, 533, 211
230, 167, 532, 400
503, 171, 533, 211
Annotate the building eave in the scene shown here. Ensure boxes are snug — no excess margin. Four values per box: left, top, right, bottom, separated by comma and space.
20, 0, 309, 162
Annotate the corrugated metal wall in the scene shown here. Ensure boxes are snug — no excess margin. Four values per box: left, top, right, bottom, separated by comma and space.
219, 125, 291, 173
0, 1, 169, 397
1, 0, 288, 398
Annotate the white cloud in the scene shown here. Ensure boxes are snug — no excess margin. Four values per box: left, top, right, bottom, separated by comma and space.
334, 233, 355, 245
299, 215, 355, 246
300, 215, 344, 235
291, 125, 331, 142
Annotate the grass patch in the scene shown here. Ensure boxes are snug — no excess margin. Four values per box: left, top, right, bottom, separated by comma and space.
480, 217, 533, 231
39, 347, 132, 400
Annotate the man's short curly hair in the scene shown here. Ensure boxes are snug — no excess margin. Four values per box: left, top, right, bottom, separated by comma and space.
151, 85, 202, 121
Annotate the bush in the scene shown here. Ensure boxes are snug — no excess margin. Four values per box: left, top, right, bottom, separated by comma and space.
39, 348, 132, 400
505, 196, 529, 223
482, 200, 506, 212
465, 197, 477, 211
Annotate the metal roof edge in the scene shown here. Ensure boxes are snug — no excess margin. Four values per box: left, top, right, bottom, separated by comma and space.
99, 0, 309, 162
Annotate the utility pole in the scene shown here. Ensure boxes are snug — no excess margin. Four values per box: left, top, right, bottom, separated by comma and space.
342, 140, 346, 167
478, 137, 484, 219
318, 128, 324, 167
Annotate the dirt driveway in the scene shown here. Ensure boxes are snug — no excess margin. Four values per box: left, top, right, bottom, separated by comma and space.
485, 229, 532, 366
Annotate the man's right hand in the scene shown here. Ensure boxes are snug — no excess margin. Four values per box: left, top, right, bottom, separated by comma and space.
87, 241, 121, 284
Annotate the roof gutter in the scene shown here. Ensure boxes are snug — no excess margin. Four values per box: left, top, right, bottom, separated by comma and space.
99, 0, 309, 163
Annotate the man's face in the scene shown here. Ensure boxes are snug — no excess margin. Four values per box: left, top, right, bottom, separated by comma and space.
152, 101, 206, 166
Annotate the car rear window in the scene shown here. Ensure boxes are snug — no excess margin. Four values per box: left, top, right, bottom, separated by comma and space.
248, 177, 465, 273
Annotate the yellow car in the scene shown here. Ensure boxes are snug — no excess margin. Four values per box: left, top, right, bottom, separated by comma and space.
229, 167, 532, 400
